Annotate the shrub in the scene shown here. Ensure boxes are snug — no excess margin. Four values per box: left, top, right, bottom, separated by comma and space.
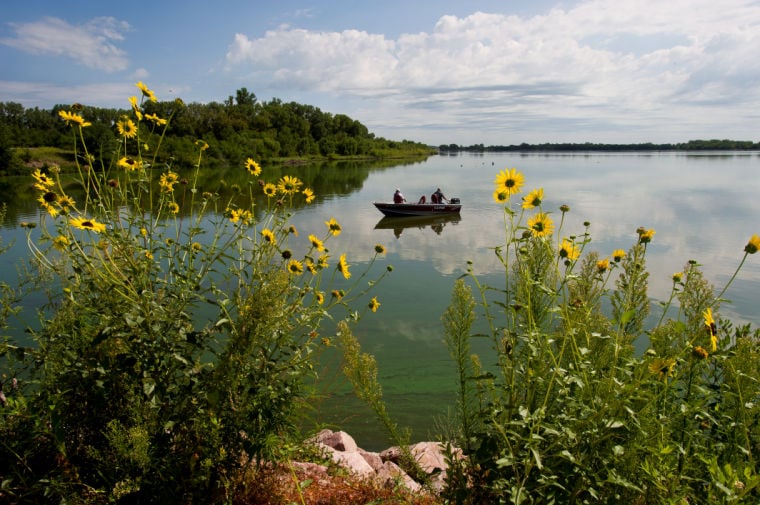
0, 84, 387, 503
441, 169, 760, 504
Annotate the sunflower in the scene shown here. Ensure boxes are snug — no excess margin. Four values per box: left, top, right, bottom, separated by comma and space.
159, 171, 179, 192
58, 110, 91, 127
245, 158, 262, 177
118, 157, 142, 171
374, 244, 387, 255
527, 212, 554, 238
337, 253, 351, 279
703, 307, 718, 352
692, 346, 709, 359
494, 168, 525, 196
263, 183, 277, 197
32, 168, 55, 190
117, 117, 138, 138
277, 175, 302, 195
53, 235, 70, 251
649, 357, 677, 381
331, 289, 344, 301
302, 187, 315, 203
261, 228, 276, 245
559, 238, 580, 261
144, 113, 167, 126
168, 202, 180, 215
128, 96, 143, 120
493, 189, 510, 204
745, 234, 760, 254
596, 258, 610, 273
637, 228, 656, 244
325, 218, 342, 236
229, 209, 252, 225
317, 255, 329, 269
287, 259, 304, 275
309, 234, 325, 251
70, 216, 106, 233
612, 249, 626, 262
288, 225, 298, 236
368, 296, 380, 313
522, 188, 544, 209
135, 81, 157, 102
315, 292, 325, 305
305, 259, 317, 274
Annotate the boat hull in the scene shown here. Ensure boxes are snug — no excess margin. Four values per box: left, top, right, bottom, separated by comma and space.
373, 202, 461, 217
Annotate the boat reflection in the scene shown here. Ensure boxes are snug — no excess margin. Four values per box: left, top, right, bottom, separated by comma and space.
374, 214, 462, 239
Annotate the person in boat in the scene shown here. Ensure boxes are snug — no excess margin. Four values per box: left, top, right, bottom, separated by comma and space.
418, 195, 426, 204
393, 188, 406, 204
431, 188, 448, 204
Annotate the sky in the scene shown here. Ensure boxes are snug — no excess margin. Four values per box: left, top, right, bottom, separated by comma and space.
1, 0, 760, 146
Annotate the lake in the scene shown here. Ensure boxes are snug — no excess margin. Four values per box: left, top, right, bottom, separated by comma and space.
2, 151, 759, 450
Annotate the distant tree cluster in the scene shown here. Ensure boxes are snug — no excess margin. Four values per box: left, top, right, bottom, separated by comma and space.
0, 87, 432, 175
440, 139, 760, 153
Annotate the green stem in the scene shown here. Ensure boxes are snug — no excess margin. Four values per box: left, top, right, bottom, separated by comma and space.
712, 252, 748, 304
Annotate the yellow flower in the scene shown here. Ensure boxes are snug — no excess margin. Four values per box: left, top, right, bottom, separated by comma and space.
331, 289, 344, 301
195, 140, 209, 151
638, 228, 656, 244
494, 168, 525, 197
128, 96, 143, 120
315, 292, 324, 305
53, 235, 70, 251
144, 113, 167, 126
263, 183, 277, 197
229, 208, 252, 225
672, 272, 683, 283
559, 238, 580, 261
302, 187, 315, 203
612, 249, 626, 262
368, 296, 380, 312
325, 217, 342, 236
596, 258, 610, 273
522, 188, 544, 209
70, 216, 106, 233
32, 168, 55, 191
288, 225, 298, 236
493, 189, 510, 204
117, 117, 138, 138
308, 234, 325, 251
191, 242, 202, 253
704, 307, 718, 352
58, 110, 91, 127
374, 244, 387, 255
287, 259, 304, 275
692, 346, 709, 359
159, 171, 179, 192
118, 156, 142, 171
245, 158, 262, 177
744, 234, 760, 254
261, 228, 276, 245
277, 175, 302, 195
168, 202, 180, 214
306, 259, 317, 274
527, 212, 554, 237
136, 81, 157, 102
317, 255, 329, 269
338, 253, 351, 279
649, 357, 677, 381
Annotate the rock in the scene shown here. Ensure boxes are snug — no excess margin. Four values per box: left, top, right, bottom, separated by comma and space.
304, 429, 461, 494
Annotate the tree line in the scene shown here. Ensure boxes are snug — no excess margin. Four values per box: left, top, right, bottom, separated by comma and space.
0, 87, 433, 175
440, 139, 760, 153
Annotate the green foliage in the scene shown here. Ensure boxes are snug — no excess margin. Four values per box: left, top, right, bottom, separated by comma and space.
440, 170, 760, 504
0, 89, 434, 170
0, 85, 387, 503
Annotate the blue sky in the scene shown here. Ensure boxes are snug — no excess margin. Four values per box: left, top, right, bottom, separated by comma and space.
2, 0, 759, 145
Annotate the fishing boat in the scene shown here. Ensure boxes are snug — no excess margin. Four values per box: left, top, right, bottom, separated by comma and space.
373, 198, 461, 217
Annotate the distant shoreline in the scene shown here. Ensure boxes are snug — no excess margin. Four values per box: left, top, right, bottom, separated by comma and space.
437, 139, 760, 153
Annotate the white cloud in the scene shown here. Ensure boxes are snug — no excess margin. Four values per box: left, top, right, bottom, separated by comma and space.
0, 80, 133, 107
224, 0, 760, 144
1, 16, 131, 72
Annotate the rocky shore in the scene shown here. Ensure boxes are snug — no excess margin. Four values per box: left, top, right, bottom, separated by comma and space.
301, 429, 461, 493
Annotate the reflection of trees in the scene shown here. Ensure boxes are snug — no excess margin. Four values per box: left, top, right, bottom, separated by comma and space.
0, 159, 427, 225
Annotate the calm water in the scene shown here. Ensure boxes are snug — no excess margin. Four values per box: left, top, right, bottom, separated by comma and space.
2, 152, 759, 450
